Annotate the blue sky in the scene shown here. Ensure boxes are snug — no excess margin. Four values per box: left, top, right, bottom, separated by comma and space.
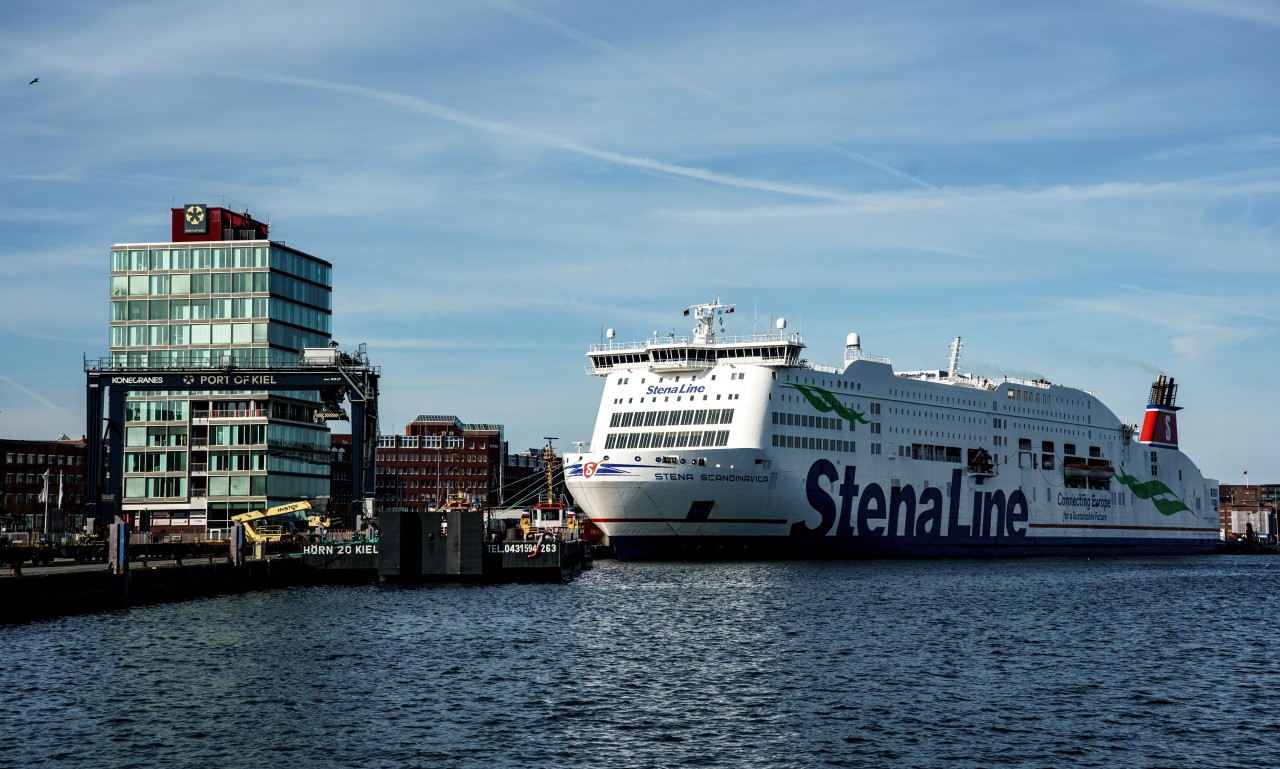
2, 0, 1277, 483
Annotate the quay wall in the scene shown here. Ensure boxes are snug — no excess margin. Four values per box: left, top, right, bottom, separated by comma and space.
1, 559, 317, 624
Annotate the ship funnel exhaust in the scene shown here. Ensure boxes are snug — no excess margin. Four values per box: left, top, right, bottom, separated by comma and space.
1138, 374, 1181, 449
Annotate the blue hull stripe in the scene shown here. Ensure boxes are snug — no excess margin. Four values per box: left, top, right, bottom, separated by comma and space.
609, 534, 1224, 560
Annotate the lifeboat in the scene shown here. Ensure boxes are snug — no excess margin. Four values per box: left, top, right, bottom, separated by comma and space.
1087, 462, 1116, 480
967, 448, 997, 477
1063, 461, 1090, 479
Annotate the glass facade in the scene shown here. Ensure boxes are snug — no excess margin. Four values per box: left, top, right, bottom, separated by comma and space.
109, 240, 333, 534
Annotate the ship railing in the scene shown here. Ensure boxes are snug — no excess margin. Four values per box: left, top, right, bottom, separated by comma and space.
999, 377, 1053, 389
587, 352, 798, 375
588, 331, 803, 353
808, 363, 843, 374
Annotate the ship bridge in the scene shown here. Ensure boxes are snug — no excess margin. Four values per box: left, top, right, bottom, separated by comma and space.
587, 300, 804, 375
587, 334, 804, 375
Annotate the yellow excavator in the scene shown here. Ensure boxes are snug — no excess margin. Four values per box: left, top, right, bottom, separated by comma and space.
231, 500, 314, 544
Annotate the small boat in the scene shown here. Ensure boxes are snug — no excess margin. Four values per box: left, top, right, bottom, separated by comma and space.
483, 440, 588, 579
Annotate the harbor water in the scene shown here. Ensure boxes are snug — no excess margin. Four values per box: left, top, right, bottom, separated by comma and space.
2, 556, 1277, 768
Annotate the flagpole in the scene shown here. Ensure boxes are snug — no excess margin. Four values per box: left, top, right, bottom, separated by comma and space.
43, 471, 49, 536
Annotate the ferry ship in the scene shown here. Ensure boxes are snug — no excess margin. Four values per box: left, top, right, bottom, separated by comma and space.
564, 300, 1221, 559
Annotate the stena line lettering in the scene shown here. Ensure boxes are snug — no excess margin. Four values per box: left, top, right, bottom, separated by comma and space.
644, 384, 706, 395
795, 462, 1029, 540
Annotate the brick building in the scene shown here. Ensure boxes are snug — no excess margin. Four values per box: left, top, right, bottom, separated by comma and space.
1, 436, 88, 536
1218, 482, 1279, 538
330, 421, 569, 518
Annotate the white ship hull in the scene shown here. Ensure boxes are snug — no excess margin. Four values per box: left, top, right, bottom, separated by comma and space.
566, 302, 1221, 559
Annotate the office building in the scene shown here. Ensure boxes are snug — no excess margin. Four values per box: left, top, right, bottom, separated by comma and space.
107, 205, 332, 536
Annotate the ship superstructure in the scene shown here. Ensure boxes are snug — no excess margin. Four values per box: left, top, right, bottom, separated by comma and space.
564, 300, 1221, 558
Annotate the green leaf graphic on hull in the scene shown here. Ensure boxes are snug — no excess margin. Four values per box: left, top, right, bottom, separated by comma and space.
1114, 467, 1193, 517
785, 384, 869, 424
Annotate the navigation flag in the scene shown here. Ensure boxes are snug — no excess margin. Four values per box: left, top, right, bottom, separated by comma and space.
38, 470, 49, 503
683, 309, 690, 316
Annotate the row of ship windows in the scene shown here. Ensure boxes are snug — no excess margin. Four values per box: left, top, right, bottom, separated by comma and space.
787, 374, 862, 392
886, 387, 984, 408
772, 411, 848, 431
603, 430, 732, 450
614, 372, 747, 386
609, 409, 736, 428
772, 434, 856, 453
767, 438, 1114, 470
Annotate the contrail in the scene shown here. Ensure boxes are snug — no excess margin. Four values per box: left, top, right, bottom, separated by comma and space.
250, 73, 868, 203
0, 374, 75, 418
486, 0, 947, 194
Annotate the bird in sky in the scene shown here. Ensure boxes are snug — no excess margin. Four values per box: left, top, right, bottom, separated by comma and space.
29, 77, 38, 85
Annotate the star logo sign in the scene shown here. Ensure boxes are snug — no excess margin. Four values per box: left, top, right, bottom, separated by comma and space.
185, 205, 205, 226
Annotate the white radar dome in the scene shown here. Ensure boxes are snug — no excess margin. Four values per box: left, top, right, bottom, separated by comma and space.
606, 328, 615, 339
776, 318, 787, 331
846, 332, 861, 348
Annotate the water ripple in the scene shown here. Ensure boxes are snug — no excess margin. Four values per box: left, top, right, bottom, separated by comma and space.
2, 556, 1277, 768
